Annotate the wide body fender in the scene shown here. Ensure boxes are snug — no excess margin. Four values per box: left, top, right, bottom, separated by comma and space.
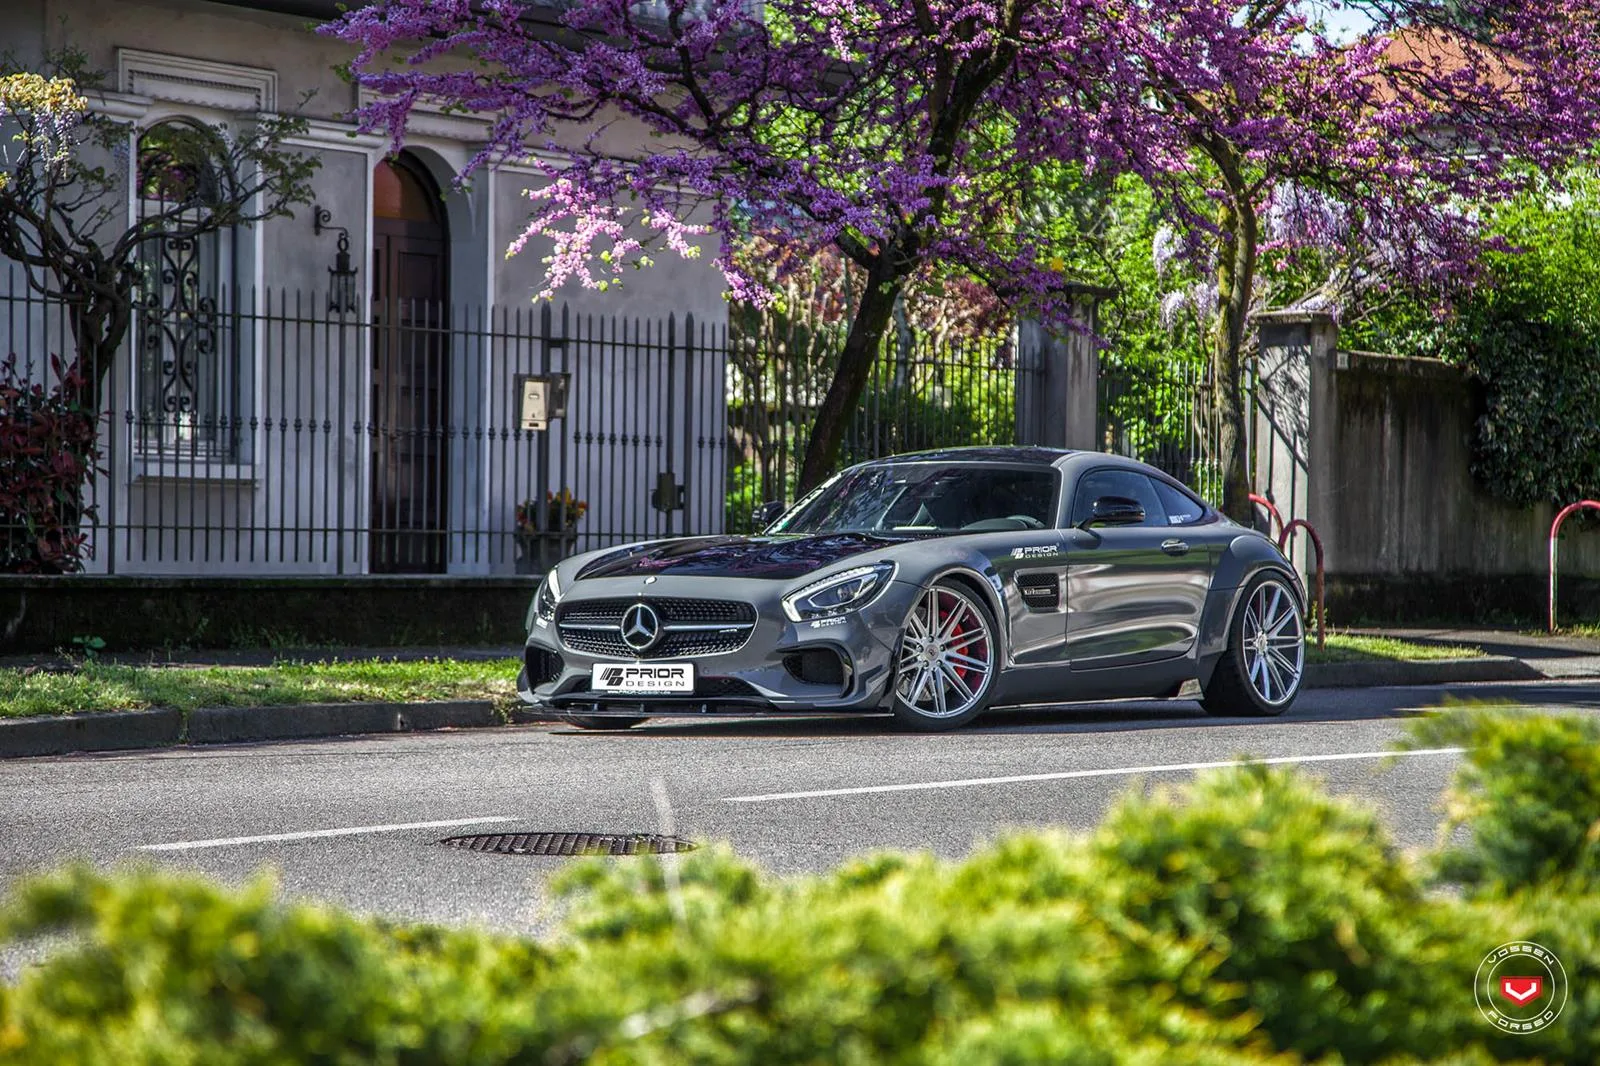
1195, 533, 1306, 688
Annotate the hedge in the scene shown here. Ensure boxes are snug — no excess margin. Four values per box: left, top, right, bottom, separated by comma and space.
1, 709, 1596, 1064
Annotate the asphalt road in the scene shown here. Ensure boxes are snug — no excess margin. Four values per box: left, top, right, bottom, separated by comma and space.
4, 680, 1600, 961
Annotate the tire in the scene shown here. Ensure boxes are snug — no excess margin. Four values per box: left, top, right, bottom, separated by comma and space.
563, 714, 648, 731
889, 579, 1001, 731
1200, 571, 1305, 717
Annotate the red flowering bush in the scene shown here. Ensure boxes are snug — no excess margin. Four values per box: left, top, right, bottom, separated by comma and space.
0, 355, 101, 573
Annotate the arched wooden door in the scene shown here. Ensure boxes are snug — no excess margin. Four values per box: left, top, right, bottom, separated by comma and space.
371, 154, 449, 573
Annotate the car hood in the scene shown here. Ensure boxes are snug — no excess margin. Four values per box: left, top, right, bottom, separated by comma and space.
574, 533, 911, 581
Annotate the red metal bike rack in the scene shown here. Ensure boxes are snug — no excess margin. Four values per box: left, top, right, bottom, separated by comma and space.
1246, 493, 1322, 646
1248, 492, 1284, 541
1548, 500, 1600, 633
1277, 519, 1326, 649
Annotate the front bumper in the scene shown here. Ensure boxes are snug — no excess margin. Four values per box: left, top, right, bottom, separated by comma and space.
516, 576, 924, 718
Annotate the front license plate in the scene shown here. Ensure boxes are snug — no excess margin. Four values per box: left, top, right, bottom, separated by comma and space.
591, 662, 695, 694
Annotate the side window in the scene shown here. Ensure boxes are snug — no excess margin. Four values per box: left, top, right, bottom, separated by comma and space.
1152, 480, 1207, 526
1070, 470, 1168, 527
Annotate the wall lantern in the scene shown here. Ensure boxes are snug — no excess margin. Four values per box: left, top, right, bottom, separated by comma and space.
312, 205, 360, 314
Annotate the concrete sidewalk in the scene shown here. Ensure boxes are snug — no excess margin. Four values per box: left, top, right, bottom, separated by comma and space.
1350, 627, 1600, 680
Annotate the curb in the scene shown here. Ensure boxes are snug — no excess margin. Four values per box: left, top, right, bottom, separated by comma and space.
1304, 655, 1545, 688
0, 708, 183, 758
1, 700, 501, 759
0, 656, 1568, 758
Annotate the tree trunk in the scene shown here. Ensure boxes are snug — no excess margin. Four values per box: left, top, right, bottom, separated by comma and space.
1211, 195, 1258, 525
796, 269, 903, 494
62, 283, 128, 413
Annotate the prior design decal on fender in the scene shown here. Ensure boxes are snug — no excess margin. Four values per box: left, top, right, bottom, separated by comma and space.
1011, 545, 1058, 560
809, 617, 848, 629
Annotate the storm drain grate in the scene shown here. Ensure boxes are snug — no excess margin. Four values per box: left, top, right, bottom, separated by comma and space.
439, 832, 697, 856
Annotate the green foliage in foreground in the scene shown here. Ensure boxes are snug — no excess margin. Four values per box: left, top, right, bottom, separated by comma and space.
1405, 707, 1600, 895
0, 658, 521, 718
2, 709, 1598, 1064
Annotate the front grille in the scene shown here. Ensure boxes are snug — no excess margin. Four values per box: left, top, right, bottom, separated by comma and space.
558, 628, 751, 658
556, 597, 756, 659
559, 598, 756, 625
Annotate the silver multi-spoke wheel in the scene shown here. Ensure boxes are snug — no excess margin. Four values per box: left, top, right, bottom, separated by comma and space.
894, 584, 995, 722
1240, 580, 1304, 706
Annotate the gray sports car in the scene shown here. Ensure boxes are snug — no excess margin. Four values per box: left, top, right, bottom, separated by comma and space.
517, 447, 1307, 731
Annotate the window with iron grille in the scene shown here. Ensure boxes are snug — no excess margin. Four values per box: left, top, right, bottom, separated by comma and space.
133, 118, 245, 461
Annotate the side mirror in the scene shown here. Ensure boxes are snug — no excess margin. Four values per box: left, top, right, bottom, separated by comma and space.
1079, 495, 1145, 529
751, 500, 786, 530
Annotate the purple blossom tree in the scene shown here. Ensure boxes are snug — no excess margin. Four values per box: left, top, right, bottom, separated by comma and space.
327, 0, 1166, 492
329, 0, 1600, 513
1120, 2, 1600, 517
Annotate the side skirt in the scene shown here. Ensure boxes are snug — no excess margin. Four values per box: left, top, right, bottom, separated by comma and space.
994, 658, 1197, 705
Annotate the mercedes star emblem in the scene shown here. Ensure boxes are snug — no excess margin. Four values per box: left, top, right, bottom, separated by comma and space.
621, 603, 662, 652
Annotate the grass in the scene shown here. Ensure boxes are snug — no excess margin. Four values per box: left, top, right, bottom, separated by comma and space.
0, 658, 522, 720
1537, 621, 1600, 640
1306, 633, 1484, 665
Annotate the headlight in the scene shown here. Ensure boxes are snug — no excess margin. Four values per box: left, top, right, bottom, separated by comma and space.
529, 569, 563, 629
782, 563, 895, 622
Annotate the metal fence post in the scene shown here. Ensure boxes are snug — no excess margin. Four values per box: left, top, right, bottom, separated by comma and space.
682, 313, 696, 536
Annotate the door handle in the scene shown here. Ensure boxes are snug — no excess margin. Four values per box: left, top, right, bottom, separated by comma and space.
1161, 538, 1190, 556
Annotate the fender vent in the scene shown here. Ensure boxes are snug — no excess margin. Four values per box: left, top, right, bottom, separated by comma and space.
1016, 573, 1061, 610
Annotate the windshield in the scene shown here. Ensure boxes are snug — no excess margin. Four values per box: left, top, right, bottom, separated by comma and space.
770, 463, 1059, 535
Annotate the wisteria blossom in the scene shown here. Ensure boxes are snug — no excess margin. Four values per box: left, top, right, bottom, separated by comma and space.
326, 0, 1600, 503
0, 74, 88, 183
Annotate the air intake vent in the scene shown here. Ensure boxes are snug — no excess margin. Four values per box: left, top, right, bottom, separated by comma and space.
526, 646, 564, 685
784, 648, 848, 689
1016, 573, 1061, 610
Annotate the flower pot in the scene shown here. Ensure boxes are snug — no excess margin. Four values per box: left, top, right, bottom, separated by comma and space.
515, 530, 578, 574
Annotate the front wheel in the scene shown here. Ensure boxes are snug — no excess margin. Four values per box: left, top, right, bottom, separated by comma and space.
889, 580, 1000, 731
1200, 572, 1305, 717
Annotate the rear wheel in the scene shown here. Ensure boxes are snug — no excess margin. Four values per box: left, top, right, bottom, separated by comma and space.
889, 581, 999, 731
563, 714, 647, 731
1200, 572, 1305, 717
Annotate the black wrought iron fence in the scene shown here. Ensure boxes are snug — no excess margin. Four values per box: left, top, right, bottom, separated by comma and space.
725, 330, 1032, 530
0, 276, 728, 575
1095, 356, 1237, 502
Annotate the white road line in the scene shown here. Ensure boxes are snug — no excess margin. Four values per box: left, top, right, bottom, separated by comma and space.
137, 816, 518, 852
723, 747, 1465, 803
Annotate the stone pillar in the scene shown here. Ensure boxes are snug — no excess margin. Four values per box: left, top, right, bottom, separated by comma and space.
1016, 293, 1104, 451
1251, 310, 1337, 581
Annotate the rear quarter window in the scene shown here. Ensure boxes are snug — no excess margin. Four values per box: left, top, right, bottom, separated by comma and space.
1152, 480, 1207, 526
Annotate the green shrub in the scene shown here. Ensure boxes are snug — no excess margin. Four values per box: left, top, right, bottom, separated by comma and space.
1404, 706, 1600, 893
5, 712, 1600, 1064
1079, 764, 1472, 1061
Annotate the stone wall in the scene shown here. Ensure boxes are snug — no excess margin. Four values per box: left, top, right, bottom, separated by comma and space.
1254, 311, 1600, 622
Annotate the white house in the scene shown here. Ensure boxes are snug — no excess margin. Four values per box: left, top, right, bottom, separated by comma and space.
0, 0, 731, 577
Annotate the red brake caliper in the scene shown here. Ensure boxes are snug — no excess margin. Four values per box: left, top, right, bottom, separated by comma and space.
944, 596, 979, 687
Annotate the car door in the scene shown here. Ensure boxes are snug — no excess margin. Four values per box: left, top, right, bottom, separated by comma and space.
990, 528, 1073, 666
1063, 468, 1213, 669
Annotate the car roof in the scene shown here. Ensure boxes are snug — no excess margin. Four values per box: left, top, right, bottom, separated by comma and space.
856, 448, 1200, 490
866, 446, 1078, 467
